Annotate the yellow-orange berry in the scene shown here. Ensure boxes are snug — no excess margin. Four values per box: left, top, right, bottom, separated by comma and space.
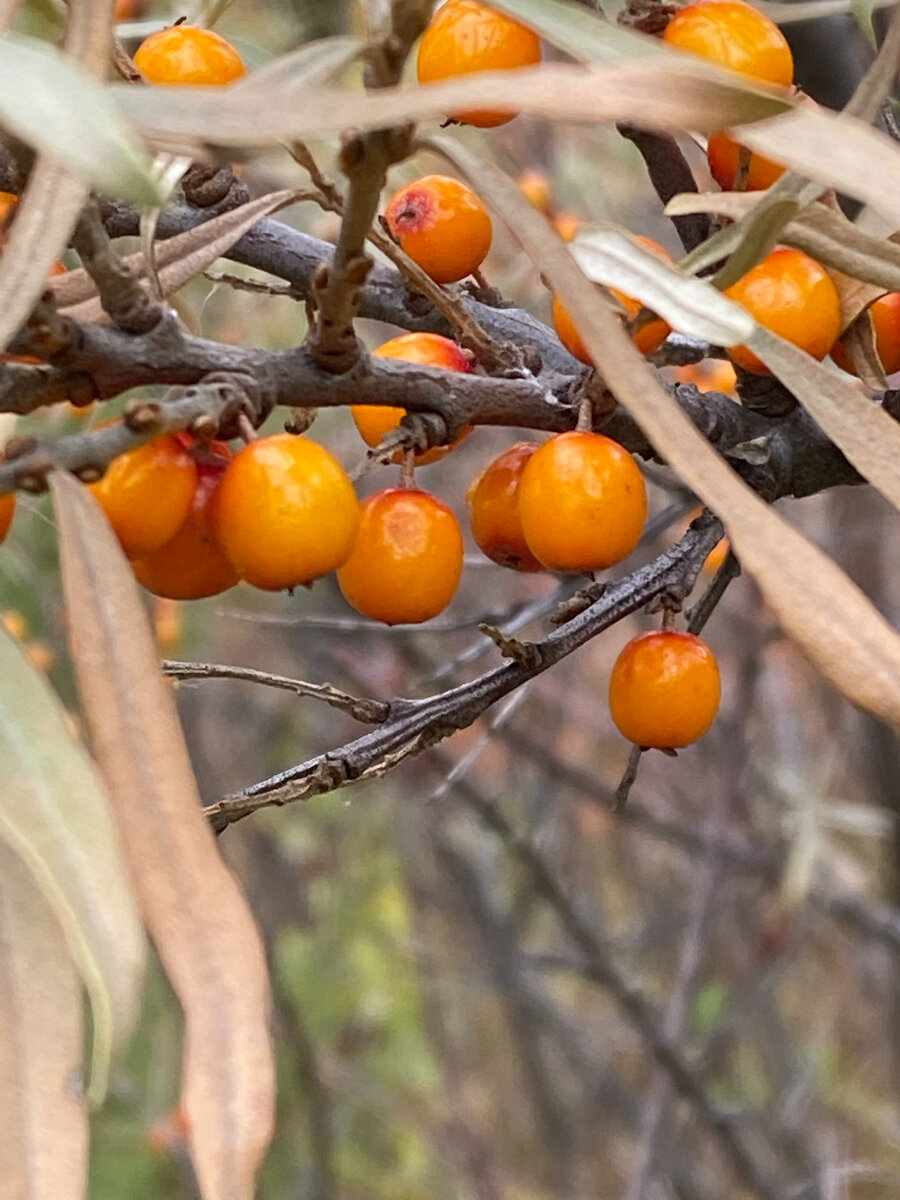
353, 332, 473, 466
132, 451, 239, 600
706, 133, 786, 191
517, 168, 553, 215
553, 212, 581, 243
89, 433, 198, 559
609, 630, 721, 748
724, 246, 841, 375
337, 488, 464, 624
831, 292, 900, 377
0, 492, 14, 544
134, 25, 245, 86
215, 434, 359, 591
116, 0, 147, 16
467, 442, 543, 572
663, 0, 793, 86
673, 359, 737, 394
417, 0, 542, 128
517, 431, 646, 573
385, 175, 492, 284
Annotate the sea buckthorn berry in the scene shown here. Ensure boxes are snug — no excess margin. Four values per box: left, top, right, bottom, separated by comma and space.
517, 168, 553, 215
723, 246, 841, 375
831, 293, 900, 377
134, 25, 246, 86
116, 0, 147, 16
132, 451, 239, 600
416, 0, 542, 128
353, 332, 473, 466
89, 433, 198, 559
467, 442, 543, 572
553, 213, 581, 243
0, 492, 14, 544
609, 630, 721, 749
552, 237, 672, 361
517, 431, 647, 573
663, 0, 793, 86
385, 175, 492, 284
337, 488, 464, 625
215, 433, 359, 592
706, 133, 785, 191
673, 358, 737, 394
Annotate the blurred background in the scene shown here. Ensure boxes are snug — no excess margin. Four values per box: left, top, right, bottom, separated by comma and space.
7, 0, 900, 1196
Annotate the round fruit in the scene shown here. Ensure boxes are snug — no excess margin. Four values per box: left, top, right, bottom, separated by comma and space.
131, 453, 238, 600
416, 0, 542, 128
517, 431, 647, 573
337, 488, 464, 624
723, 246, 841, 374
517, 168, 553, 215
89, 433, 198, 559
609, 630, 721, 748
215, 434, 360, 591
134, 25, 246, 86
831, 292, 900, 377
116, 0, 148, 16
673, 359, 737, 394
354, 332, 473, 466
385, 175, 492, 284
0, 492, 14, 544
552, 237, 672, 361
706, 133, 785, 191
553, 212, 581, 243
663, 0, 793, 86
467, 442, 543, 571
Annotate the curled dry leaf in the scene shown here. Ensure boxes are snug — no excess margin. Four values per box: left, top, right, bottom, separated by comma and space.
50, 470, 275, 1200
0, 627, 145, 1103
429, 135, 900, 731
0, 840, 87, 1200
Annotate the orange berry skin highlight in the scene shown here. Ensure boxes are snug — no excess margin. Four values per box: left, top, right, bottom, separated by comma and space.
132, 460, 239, 601
417, 0, 542, 128
89, 434, 198, 559
467, 442, 543, 572
724, 246, 841, 374
134, 25, 246, 86
386, 175, 492, 284
0, 493, 14, 544
517, 432, 647, 573
609, 631, 721, 748
831, 293, 900, 377
215, 434, 360, 591
706, 134, 785, 191
663, 0, 793, 86
337, 488, 464, 625
353, 332, 473, 466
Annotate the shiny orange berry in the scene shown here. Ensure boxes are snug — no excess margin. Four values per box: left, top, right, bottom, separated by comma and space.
215, 434, 359, 592
673, 359, 737, 394
116, 0, 147, 16
609, 630, 721, 748
353, 333, 473, 466
517, 431, 647, 573
385, 175, 492, 284
706, 133, 786, 191
553, 238, 672, 361
0, 492, 14, 544
134, 25, 246, 86
724, 246, 841, 374
517, 168, 553, 215
89, 433, 198, 559
467, 442, 543, 572
703, 536, 730, 573
132, 451, 239, 600
417, 0, 542, 128
663, 0, 793, 86
831, 292, 900, 377
337, 488, 464, 624
553, 212, 581, 243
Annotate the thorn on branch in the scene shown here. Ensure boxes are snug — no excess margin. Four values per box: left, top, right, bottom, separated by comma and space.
551, 581, 608, 625
478, 623, 544, 668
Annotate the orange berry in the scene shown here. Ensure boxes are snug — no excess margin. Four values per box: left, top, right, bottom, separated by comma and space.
416, 0, 542, 128
152, 597, 183, 652
353, 332, 473, 466
385, 175, 492, 284
552, 238, 672, 361
553, 212, 581, 243
831, 292, 900, 377
673, 359, 737, 394
517, 168, 553, 215
215, 434, 359, 591
0, 191, 16, 232
517, 431, 646, 573
706, 133, 786, 191
89, 433, 198, 559
337, 488, 464, 624
467, 442, 543, 572
663, 0, 793, 86
609, 630, 721, 748
703, 536, 730, 573
0, 492, 14, 544
115, 0, 147, 17
132, 452, 239, 600
134, 25, 245, 86
724, 246, 841, 374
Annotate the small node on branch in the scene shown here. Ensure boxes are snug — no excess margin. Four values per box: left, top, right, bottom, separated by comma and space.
478, 623, 544, 669
75, 465, 104, 484
16, 455, 55, 493
181, 165, 246, 210
188, 412, 218, 443
284, 408, 318, 435
551, 582, 608, 625
123, 400, 165, 434
4, 436, 37, 462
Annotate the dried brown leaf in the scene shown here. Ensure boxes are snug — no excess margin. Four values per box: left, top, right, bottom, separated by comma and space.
50, 470, 275, 1200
